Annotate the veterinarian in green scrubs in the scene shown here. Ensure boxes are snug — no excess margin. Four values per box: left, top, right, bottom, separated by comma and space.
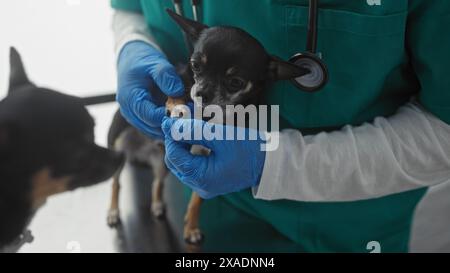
112, 0, 450, 252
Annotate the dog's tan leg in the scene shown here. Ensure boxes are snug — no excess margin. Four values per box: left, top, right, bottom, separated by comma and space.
151, 155, 168, 219
166, 96, 205, 247
107, 173, 121, 228
184, 192, 204, 246
151, 176, 165, 219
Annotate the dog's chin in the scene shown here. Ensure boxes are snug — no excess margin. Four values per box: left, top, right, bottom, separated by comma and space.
192, 96, 203, 108
190, 84, 202, 107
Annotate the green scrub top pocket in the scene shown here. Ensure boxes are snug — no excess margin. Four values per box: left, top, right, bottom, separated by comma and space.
276, 5, 409, 128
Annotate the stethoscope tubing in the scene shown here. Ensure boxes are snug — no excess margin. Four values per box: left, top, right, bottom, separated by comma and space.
191, 0, 200, 21
306, 0, 319, 54
172, 0, 195, 53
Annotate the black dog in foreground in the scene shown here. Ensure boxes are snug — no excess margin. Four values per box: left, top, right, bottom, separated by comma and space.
0, 48, 124, 250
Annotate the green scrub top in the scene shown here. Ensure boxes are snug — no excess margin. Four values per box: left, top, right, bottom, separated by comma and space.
111, 0, 450, 252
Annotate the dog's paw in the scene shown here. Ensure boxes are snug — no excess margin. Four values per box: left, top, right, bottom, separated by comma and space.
185, 244, 202, 253
107, 209, 121, 228
151, 201, 165, 219
170, 104, 190, 119
184, 228, 204, 245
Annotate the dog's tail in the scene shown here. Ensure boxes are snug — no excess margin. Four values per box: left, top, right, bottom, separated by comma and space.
8, 47, 33, 93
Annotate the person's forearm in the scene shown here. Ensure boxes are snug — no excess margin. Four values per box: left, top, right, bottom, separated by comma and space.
112, 10, 161, 56
254, 102, 450, 202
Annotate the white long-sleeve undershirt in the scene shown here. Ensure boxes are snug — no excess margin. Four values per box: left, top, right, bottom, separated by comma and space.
254, 102, 450, 202
112, 10, 161, 57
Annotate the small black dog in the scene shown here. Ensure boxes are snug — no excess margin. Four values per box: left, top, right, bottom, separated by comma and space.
0, 48, 124, 250
107, 9, 307, 249
166, 9, 308, 247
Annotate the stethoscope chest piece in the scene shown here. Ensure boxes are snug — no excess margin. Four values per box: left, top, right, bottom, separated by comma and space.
289, 52, 328, 92
288, 0, 328, 92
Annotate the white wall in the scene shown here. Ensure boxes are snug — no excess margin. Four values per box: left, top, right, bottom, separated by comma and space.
0, 0, 116, 102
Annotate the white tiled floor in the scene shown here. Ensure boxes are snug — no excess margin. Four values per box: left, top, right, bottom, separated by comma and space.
1, 0, 450, 253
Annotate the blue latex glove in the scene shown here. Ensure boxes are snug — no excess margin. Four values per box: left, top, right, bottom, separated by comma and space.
117, 41, 184, 139
162, 117, 267, 199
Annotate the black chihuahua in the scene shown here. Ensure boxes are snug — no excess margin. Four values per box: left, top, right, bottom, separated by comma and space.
0, 48, 124, 251
107, 9, 307, 249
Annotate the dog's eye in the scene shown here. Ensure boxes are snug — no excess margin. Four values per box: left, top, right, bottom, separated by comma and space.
190, 60, 202, 73
228, 77, 245, 92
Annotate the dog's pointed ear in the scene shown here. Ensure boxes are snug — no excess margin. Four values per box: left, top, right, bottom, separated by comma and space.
8, 47, 34, 93
268, 56, 310, 81
166, 8, 208, 43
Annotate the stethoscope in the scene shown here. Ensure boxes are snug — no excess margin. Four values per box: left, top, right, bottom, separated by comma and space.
172, 0, 328, 92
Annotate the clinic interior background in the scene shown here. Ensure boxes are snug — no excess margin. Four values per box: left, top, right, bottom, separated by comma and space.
0, 0, 118, 253
0, 0, 450, 253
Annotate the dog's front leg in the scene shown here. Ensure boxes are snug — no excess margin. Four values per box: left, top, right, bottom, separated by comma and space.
107, 170, 122, 228
184, 192, 204, 247
166, 96, 205, 247
151, 152, 169, 219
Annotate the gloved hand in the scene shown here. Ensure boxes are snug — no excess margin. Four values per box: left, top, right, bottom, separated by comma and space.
162, 117, 267, 199
117, 41, 184, 139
